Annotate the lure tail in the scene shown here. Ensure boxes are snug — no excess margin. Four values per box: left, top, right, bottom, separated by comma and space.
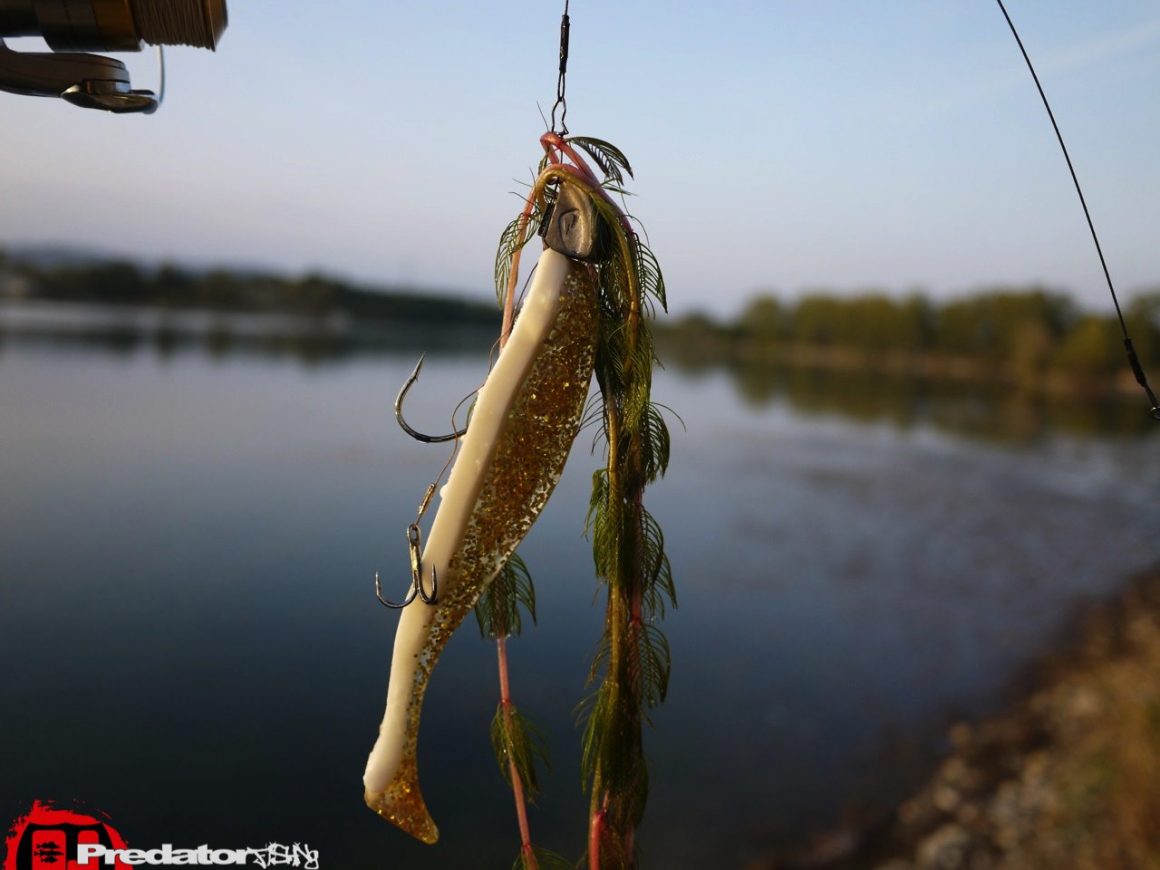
365, 743, 437, 844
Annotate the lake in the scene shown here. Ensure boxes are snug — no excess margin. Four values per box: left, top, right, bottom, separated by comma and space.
1, 322, 1158, 868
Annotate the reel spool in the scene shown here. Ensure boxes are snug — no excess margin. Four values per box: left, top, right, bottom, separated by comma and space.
0, 0, 226, 112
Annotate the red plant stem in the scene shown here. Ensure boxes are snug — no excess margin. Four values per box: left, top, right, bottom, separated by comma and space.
498, 142, 639, 869
539, 132, 602, 185
496, 635, 536, 867
630, 491, 644, 653
588, 803, 605, 870
495, 212, 538, 867
501, 149, 580, 344
501, 197, 534, 347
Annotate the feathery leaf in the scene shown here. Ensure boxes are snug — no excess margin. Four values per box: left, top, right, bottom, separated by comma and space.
475, 551, 536, 638
566, 136, 634, 184
490, 702, 550, 803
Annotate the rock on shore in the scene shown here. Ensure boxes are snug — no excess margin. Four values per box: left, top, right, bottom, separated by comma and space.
756, 568, 1160, 870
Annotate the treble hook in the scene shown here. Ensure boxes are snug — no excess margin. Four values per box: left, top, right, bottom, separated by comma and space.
374, 483, 440, 609
395, 355, 468, 443
374, 526, 439, 609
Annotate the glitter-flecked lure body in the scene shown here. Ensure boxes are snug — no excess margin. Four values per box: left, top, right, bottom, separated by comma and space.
363, 248, 597, 843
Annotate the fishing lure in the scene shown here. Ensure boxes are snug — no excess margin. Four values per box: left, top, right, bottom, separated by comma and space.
362, 135, 629, 844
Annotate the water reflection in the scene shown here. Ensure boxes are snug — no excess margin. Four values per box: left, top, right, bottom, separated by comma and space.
668, 354, 1156, 443
0, 301, 497, 366
1, 309, 1158, 869
2, 302, 1155, 444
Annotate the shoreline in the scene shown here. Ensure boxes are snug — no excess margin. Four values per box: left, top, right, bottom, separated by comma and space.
754, 565, 1160, 870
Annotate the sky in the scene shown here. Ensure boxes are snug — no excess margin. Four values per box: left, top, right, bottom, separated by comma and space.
1, 1, 1158, 317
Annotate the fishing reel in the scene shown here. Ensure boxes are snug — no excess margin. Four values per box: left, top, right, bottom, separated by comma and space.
0, 0, 226, 113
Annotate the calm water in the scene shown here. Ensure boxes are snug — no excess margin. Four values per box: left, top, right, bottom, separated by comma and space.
1, 331, 1158, 868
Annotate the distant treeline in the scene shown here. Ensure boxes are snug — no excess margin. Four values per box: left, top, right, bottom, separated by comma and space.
0, 249, 498, 326
4, 247, 1158, 393
660, 289, 1160, 391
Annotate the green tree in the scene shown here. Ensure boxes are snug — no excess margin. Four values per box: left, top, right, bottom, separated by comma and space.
737, 295, 786, 344
1127, 291, 1160, 369
81, 260, 148, 304
1055, 315, 1121, 378
792, 294, 844, 345
152, 262, 195, 306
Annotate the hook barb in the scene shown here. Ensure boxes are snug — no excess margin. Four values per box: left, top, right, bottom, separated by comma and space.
374, 565, 438, 609
394, 355, 469, 444
373, 523, 439, 610
375, 570, 417, 609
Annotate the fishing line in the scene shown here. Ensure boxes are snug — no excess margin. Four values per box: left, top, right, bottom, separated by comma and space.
550, 0, 571, 135
995, 0, 1160, 419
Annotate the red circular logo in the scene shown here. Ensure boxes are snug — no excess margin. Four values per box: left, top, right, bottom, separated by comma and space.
4, 800, 129, 870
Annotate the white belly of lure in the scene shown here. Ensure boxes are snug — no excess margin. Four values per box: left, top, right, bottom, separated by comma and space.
363, 247, 597, 843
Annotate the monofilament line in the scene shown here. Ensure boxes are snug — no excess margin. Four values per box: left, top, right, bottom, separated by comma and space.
995, 0, 1159, 417
130, 0, 221, 49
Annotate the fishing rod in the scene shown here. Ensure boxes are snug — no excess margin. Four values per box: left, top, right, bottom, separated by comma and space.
996, 0, 1160, 420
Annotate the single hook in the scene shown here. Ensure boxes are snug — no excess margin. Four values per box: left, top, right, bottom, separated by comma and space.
374, 523, 439, 609
395, 355, 469, 443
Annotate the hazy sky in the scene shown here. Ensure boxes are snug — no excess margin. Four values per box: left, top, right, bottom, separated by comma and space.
2, 1, 1158, 316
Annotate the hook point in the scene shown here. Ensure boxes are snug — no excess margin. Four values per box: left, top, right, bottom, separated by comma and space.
394, 354, 468, 444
